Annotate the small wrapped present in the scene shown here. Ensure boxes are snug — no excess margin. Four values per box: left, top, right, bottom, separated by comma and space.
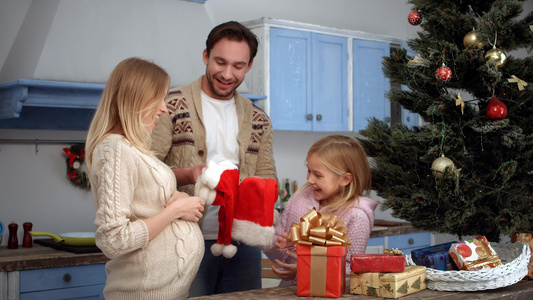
350, 265, 426, 298
411, 242, 458, 271
350, 251, 406, 273
291, 208, 350, 298
511, 231, 533, 279
448, 236, 501, 271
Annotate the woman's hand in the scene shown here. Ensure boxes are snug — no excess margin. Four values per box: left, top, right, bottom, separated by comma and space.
165, 191, 205, 222
272, 251, 297, 281
275, 232, 291, 249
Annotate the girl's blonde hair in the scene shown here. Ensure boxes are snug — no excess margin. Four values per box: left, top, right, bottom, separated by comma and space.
302, 135, 372, 215
85, 57, 169, 172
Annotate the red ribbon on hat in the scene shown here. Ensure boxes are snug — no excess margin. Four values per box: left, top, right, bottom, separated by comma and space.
288, 208, 351, 247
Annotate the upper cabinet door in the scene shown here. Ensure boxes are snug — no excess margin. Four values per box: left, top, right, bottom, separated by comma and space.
353, 39, 391, 132
311, 33, 348, 132
270, 27, 313, 131
270, 27, 348, 131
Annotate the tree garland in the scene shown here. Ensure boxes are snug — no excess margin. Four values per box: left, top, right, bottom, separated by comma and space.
62, 144, 90, 190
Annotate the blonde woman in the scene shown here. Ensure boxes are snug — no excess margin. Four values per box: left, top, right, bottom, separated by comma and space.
86, 57, 205, 300
263, 135, 378, 286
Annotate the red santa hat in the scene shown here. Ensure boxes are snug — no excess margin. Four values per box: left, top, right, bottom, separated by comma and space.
232, 177, 278, 248
195, 160, 239, 258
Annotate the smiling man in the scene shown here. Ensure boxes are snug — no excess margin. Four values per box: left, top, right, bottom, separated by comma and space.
151, 21, 278, 297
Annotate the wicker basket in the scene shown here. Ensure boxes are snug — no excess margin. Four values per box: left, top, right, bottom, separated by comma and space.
406, 242, 531, 291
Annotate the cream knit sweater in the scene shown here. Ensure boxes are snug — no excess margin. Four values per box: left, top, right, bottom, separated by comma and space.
90, 134, 204, 300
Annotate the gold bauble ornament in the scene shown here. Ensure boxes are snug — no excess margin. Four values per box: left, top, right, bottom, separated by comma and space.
485, 48, 507, 68
431, 155, 455, 178
463, 30, 484, 49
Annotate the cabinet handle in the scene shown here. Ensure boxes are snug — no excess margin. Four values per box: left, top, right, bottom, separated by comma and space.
408, 238, 414, 245
63, 273, 72, 282
306, 114, 313, 120
316, 114, 322, 121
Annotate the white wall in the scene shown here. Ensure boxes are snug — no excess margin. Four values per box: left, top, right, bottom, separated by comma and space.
2, 0, 529, 245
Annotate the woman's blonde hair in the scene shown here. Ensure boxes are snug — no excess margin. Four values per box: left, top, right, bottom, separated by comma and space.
85, 57, 169, 171
302, 135, 372, 215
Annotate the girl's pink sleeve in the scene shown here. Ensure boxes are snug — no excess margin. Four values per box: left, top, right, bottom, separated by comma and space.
262, 197, 294, 263
344, 208, 372, 275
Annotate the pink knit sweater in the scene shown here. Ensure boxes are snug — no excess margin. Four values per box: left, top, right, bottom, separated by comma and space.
262, 186, 378, 286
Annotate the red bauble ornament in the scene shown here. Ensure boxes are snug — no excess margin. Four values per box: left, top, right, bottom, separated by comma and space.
486, 97, 507, 120
435, 65, 452, 82
408, 11, 422, 26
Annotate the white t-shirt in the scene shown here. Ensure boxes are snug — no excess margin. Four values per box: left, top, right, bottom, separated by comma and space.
201, 91, 240, 239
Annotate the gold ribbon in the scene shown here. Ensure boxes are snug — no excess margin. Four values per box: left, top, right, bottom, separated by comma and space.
508, 75, 528, 91
289, 208, 351, 247
456, 93, 465, 115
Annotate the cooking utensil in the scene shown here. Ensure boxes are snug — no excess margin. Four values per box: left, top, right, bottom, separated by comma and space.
29, 231, 96, 246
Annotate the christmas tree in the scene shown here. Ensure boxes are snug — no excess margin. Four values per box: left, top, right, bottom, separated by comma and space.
358, 0, 533, 242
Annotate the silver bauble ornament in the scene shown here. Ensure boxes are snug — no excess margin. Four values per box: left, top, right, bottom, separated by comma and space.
431, 155, 455, 178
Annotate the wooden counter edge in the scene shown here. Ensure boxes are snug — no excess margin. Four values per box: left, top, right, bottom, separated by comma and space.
0, 245, 109, 272
370, 223, 427, 238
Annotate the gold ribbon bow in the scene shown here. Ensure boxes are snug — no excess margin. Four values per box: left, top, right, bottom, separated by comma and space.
288, 208, 351, 247
508, 75, 528, 91
456, 93, 465, 115
407, 56, 428, 67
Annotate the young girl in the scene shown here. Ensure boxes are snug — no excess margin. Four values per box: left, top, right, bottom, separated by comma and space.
85, 57, 205, 299
263, 135, 378, 285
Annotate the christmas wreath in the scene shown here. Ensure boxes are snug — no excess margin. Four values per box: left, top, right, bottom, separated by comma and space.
63, 144, 90, 190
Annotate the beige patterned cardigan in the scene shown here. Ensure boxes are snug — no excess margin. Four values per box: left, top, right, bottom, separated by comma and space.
151, 76, 278, 197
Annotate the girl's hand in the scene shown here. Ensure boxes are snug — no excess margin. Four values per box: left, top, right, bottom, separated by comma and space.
272, 251, 297, 281
275, 232, 290, 250
165, 191, 205, 222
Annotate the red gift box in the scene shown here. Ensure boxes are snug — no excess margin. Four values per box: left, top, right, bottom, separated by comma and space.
297, 244, 347, 298
350, 254, 406, 273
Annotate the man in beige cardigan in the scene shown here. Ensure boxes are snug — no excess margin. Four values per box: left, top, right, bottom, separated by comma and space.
151, 21, 277, 296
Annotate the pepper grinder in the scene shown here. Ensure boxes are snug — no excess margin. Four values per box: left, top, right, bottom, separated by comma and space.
8, 222, 18, 249
22, 222, 33, 248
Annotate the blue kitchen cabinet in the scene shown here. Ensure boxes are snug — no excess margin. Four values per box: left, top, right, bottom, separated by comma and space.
19, 264, 106, 300
353, 39, 391, 132
367, 232, 431, 256
270, 27, 348, 131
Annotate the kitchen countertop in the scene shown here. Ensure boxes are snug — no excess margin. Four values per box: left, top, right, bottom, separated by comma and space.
0, 244, 109, 272
0, 221, 423, 272
190, 280, 533, 299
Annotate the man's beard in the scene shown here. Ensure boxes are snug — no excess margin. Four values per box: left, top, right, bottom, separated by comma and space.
206, 73, 240, 99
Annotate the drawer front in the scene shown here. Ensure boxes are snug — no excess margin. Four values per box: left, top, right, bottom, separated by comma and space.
20, 264, 106, 293
388, 232, 431, 250
366, 237, 385, 247
20, 284, 104, 300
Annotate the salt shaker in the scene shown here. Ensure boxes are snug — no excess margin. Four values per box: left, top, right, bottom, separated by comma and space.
23, 222, 33, 248
8, 222, 18, 249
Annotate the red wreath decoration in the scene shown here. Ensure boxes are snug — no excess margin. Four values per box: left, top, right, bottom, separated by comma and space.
62, 144, 90, 190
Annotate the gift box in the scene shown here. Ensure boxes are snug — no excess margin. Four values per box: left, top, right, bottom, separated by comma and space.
448, 236, 502, 271
410, 242, 458, 271
350, 254, 406, 273
350, 265, 426, 298
297, 244, 347, 298
290, 208, 351, 298
511, 231, 533, 279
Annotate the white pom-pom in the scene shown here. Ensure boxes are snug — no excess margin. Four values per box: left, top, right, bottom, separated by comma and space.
198, 185, 216, 206
211, 243, 224, 256
222, 244, 237, 258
